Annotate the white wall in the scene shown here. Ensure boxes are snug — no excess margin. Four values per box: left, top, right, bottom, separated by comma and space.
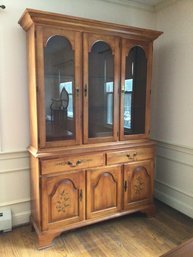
152, 0, 193, 218
0, 0, 156, 226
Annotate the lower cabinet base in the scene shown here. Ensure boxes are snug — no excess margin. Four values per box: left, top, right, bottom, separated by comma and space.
32, 203, 155, 249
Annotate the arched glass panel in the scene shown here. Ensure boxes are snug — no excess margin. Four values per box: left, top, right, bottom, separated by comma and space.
88, 41, 114, 138
124, 46, 147, 135
44, 36, 75, 141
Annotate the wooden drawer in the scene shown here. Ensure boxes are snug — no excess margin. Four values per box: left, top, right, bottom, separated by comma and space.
106, 147, 154, 165
41, 153, 105, 175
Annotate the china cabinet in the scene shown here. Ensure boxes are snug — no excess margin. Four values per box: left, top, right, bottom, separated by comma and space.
19, 9, 162, 249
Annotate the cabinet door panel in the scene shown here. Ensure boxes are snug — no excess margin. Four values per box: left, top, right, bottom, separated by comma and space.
120, 39, 151, 140
42, 171, 85, 230
87, 166, 122, 219
36, 27, 82, 148
124, 160, 153, 210
83, 33, 120, 144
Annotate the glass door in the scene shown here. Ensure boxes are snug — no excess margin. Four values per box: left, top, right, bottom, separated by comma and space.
83, 33, 120, 144
120, 39, 150, 140
36, 28, 81, 147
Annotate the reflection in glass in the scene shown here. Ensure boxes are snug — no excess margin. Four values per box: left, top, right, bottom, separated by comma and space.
124, 46, 147, 135
124, 79, 133, 129
44, 36, 75, 141
88, 41, 114, 138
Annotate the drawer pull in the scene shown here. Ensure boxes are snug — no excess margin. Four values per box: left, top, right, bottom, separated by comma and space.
76, 160, 82, 165
65, 160, 83, 167
126, 152, 137, 160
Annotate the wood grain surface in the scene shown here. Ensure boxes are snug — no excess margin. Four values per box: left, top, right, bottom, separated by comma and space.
0, 201, 193, 257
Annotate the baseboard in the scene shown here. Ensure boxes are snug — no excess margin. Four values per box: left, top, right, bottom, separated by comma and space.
154, 141, 193, 218
0, 151, 31, 227
155, 189, 193, 219
12, 210, 31, 227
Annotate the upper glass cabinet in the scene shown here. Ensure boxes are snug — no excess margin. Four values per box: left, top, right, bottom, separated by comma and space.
83, 33, 119, 143
120, 41, 149, 140
36, 28, 151, 147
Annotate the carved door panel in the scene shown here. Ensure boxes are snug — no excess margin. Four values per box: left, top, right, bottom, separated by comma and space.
42, 171, 85, 230
87, 166, 122, 219
123, 160, 153, 210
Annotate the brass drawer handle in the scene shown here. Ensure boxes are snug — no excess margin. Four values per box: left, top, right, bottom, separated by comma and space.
76, 160, 82, 165
126, 152, 137, 159
65, 160, 83, 167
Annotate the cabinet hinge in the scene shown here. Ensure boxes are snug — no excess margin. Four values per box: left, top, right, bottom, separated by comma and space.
150, 89, 152, 95
117, 131, 119, 137
35, 31, 37, 39
148, 129, 150, 135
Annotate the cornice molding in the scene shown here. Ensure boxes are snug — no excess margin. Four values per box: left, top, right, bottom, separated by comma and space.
19, 8, 162, 40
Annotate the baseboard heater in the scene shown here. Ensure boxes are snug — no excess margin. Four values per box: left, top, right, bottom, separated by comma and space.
0, 208, 12, 232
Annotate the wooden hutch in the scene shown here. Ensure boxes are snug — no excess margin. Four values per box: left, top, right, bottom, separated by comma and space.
19, 9, 162, 249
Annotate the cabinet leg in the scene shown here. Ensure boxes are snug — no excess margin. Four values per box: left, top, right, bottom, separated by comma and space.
141, 205, 156, 218
38, 232, 61, 249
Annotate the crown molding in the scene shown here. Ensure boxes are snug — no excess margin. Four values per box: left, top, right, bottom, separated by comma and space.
155, 0, 178, 12
95, 0, 181, 13
95, 0, 155, 12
